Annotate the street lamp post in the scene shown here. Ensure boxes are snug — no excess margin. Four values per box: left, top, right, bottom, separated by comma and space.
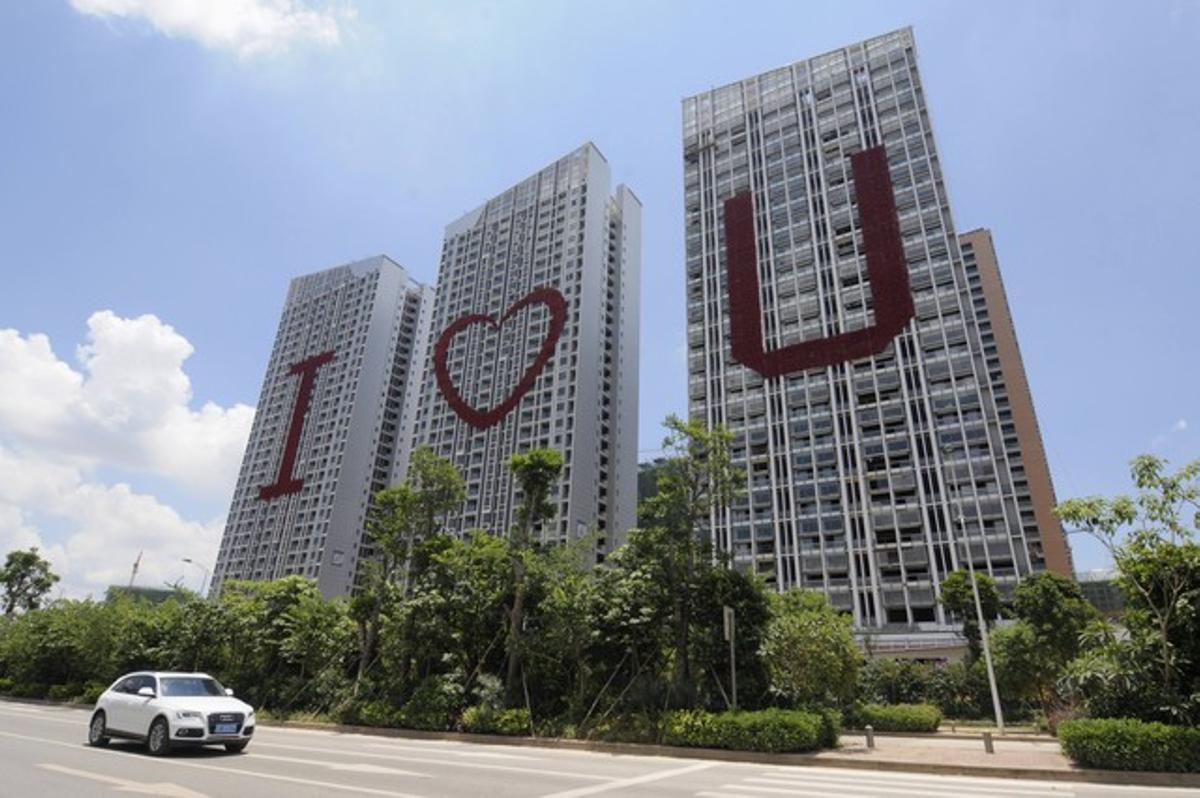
181, 558, 209, 598
941, 445, 1005, 734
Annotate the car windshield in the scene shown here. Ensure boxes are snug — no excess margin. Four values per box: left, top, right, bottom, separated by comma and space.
159, 677, 226, 697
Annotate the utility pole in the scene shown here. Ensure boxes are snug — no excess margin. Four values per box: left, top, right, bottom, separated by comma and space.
941, 445, 1005, 734
723, 605, 737, 711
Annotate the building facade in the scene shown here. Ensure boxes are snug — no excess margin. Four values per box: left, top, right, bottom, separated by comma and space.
211, 256, 433, 598
412, 143, 640, 555
683, 28, 1070, 630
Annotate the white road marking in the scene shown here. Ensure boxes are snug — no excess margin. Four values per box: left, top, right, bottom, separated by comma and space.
364, 741, 536, 759
251, 739, 614, 781
540, 761, 717, 797
0, 732, 426, 798
759, 766, 1078, 793
248, 751, 430, 777
701, 793, 884, 798
746, 774, 1071, 797
0, 706, 81, 725
39, 763, 211, 797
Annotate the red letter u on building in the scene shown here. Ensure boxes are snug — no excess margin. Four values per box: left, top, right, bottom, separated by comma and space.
724, 145, 914, 377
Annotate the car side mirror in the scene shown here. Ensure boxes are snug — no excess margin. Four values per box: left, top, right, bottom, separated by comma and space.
137, 686, 156, 698
225, 688, 234, 696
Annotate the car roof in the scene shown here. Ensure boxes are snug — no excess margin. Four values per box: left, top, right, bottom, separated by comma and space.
120, 671, 215, 679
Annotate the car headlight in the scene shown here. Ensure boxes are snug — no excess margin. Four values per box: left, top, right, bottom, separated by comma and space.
175, 710, 203, 720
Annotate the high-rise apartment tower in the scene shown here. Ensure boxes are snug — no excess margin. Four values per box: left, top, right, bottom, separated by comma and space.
211, 256, 434, 597
683, 27, 1070, 630
412, 143, 640, 554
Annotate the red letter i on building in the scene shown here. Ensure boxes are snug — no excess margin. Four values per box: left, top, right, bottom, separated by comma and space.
258, 350, 335, 501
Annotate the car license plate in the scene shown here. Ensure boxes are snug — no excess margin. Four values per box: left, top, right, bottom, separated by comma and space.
215, 723, 237, 734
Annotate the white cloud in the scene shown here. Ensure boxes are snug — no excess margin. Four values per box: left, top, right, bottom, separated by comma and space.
0, 312, 252, 597
0, 311, 254, 498
69, 0, 352, 57
0, 452, 221, 598
1174, 418, 1189, 433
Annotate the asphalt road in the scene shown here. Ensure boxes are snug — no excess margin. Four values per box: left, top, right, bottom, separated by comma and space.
0, 701, 1196, 798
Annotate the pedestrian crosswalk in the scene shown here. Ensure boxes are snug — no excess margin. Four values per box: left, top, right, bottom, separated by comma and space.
696, 766, 1079, 798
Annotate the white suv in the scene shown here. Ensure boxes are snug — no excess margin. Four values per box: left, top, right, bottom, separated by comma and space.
88, 672, 256, 755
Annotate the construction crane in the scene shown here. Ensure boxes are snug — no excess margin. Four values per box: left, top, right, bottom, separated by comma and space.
128, 550, 142, 588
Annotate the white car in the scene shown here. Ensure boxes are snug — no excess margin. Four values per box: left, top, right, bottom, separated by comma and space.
87, 671, 256, 756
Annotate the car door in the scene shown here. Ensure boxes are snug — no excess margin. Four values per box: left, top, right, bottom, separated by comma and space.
128, 674, 159, 737
105, 676, 139, 733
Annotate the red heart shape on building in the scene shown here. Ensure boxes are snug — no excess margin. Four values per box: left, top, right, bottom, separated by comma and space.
433, 287, 568, 430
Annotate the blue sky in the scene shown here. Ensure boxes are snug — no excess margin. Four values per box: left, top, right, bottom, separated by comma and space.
0, 1, 1196, 594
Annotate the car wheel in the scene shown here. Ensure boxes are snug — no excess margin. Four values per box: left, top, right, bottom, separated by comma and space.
87, 711, 109, 747
146, 717, 171, 756
225, 741, 249, 754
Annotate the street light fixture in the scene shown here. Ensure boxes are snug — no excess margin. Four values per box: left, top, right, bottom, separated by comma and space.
181, 557, 209, 598
941, 444, 1005, 734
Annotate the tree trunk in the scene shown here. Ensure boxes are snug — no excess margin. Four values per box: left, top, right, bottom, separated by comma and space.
506, 554, 526, 705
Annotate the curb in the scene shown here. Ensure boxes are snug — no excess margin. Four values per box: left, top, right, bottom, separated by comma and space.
265, 718, 1200, 789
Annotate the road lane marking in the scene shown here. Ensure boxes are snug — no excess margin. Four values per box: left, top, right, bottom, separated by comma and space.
365, 741, 536, 759
0, 706, 84, 725
540, 761, 717, 797
38, 764, 211, 797
248, 752, 431, 777
760, 766, 1078, 793
700, 793, 882, 798
746, 774, 1072, 797
0, 732, 425, 797
251, 739, 614, 781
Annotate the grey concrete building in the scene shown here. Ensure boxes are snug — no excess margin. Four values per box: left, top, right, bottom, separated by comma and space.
412, 143, 640, 556
683, 28, 1070, 632
211, 256, 433, 598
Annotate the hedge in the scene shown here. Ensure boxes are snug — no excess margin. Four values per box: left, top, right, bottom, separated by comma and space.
1058, 718, 1200, 773
851, 703, 941, 733
663, 709, 824, 753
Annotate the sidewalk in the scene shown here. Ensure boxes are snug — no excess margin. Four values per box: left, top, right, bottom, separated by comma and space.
803, 732, 1199, 788
827, 732, 1070, 771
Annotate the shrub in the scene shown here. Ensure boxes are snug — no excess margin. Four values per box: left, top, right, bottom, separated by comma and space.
663, 709, 824, 753
852, 703, 941, 733
10, 683, 48, 699
0, 678, 13, 695
806, 706, 842, 748
355, 700, 401, 728
78, 682, 106, 705
1058, 718, 1200, 773
398, 675, 465, 731
585, 713, 661, 744
858, 658, 933, 705
350, 696, 400, 729
47, 683, 83, 702
461, 706, 531, 736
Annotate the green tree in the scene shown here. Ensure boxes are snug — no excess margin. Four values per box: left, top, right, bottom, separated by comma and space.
760, 590, 860, 707
639, 414, 740, 705
1057, 455, 1200, 723
403, 446, 468, 589
1, 548, 59, 615
352, 448, 465, 689
938, 570, 1001, 661
505, 447, 564, 706
1012, 572, 1099, 663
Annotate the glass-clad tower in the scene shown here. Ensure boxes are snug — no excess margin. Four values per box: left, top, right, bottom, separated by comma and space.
683, 28, 1070, 631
